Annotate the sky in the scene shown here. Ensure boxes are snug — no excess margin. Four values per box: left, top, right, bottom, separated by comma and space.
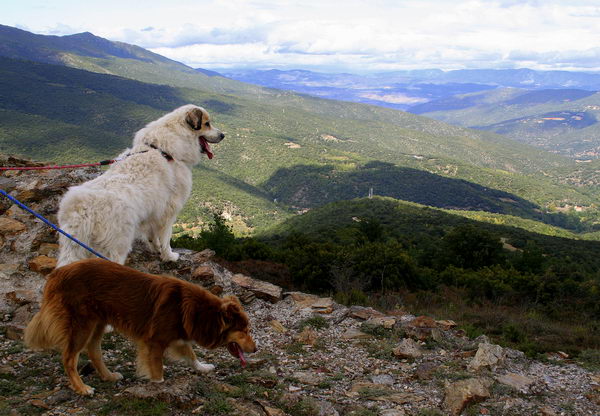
3, 0, 600, 73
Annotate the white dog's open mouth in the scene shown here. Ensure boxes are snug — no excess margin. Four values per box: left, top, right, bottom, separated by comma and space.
199, 136, 214, 159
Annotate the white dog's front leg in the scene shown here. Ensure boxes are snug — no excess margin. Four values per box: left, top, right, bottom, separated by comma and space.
157, 216, 179, 262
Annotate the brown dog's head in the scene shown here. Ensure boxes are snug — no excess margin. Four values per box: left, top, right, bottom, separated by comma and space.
183, 290, 256, 366
185, 107, 225, 159
220, 296, 256, 367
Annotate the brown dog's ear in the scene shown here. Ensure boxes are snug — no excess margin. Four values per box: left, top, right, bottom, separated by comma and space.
221, 296, 242, 326
185, 108, 204, 130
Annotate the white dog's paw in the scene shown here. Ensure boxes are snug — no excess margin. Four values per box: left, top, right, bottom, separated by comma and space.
193, 360, 215, 373
150, 378, 164, 383
161, 251, 179, 262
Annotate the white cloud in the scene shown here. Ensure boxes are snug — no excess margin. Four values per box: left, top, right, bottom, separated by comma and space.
3, 0, 600, 72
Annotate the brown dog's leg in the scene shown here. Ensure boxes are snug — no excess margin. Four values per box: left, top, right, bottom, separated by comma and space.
87, 323, 123, 382
147, 343, 166, 382
136, 341, 165, 382
62, 326, 95, 395
167, 341, 214, 373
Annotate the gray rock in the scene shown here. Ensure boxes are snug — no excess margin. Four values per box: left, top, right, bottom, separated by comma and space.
444, 377, 493, 416
495, 372, 535, 393
393, 338, 423, 359
371, 374, 395, 385
468, 342, 505, 371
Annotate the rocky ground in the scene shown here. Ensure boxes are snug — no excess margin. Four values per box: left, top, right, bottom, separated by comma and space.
0, 156, 599, 416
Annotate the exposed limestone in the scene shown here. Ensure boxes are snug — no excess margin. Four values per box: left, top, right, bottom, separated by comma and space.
293, 370, 324, 386
268, 319, 287, 333
366, 316, 396, 329
256, 400, 287, 416
28, 255, 57, 275
191, 265, 214, 282
436, 319, 457, 330
403, 315, 438, 340
311, 297, 335, 314
349, 305, 384, 320
444, 377, 493, 415
5, 289, 37, 306
232, 273, 282, 303
496, 372, 535, 393
287, 291, 338, 314
0, 218, 26, 235
341, 328, 372, 340
37, 243, 59, 256
469, 342, 505, 371
192, 248, 216, 263
392, 338, 423, 359
124, 376, 195, 403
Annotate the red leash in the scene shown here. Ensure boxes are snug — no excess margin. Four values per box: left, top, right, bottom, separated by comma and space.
0, 159, 118, 171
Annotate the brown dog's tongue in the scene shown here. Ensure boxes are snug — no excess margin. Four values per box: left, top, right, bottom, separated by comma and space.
199, 137, 214, 159
238, 347, 247, 368
228, 342, 247, 368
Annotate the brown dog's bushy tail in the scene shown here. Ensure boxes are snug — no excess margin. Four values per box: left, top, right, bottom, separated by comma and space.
24, 305, 66, 351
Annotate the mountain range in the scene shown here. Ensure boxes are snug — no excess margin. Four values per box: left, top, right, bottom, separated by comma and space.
409, 88, 600, 160
219, 67, 600, 111
0, 24, 599, 236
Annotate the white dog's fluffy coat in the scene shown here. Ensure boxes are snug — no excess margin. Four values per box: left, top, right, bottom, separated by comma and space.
57, 104, 224, 266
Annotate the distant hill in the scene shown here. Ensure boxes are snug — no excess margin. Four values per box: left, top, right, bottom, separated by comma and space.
263, 197, 600, 256
1, 26, 599, 234
408, 88, 600, 160
219, 67, 600, 111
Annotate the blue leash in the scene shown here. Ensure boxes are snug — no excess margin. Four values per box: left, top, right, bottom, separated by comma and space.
0, 189, 109, 261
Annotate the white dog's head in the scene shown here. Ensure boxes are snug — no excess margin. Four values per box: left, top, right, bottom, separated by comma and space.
184, 106, 225, 159
133, 104, 225, 166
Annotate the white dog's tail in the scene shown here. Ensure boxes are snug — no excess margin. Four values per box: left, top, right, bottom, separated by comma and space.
56, 191, 101, 267
57, 233, 96, 267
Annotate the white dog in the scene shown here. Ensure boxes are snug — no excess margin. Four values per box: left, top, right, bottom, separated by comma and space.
57, 104, 224, 266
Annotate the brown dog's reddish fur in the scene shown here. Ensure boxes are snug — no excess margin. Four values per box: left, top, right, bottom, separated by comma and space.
24, 258, 256, 395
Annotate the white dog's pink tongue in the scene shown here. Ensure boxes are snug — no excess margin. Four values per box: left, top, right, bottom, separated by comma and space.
199, 137, 214, 159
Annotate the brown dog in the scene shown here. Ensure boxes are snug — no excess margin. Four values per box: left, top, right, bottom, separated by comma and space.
24, 259, 256, 395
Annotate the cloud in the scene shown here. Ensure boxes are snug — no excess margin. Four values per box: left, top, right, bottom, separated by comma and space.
508, 48, 600, 70
5, 0, 600, 72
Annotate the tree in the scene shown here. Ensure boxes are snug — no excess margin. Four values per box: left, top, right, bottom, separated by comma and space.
200, 212, 236, 258
442, 225, 503, 269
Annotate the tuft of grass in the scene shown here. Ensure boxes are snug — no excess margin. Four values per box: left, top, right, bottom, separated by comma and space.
201, 396, 235, 415
578, 349, 600, 371
298, 315, 330, 330
97, 397, 169, 416
285, 341, 307, 355
281, 397, 320, 416
0, 375, 23, 397
357, 386, 392, 400
359, 339, 396, 360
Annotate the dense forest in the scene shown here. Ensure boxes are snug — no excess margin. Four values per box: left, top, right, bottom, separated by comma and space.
174, 197, 600, 358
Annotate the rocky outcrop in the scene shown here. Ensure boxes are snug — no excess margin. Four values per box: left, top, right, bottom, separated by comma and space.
0, 157, 599, 416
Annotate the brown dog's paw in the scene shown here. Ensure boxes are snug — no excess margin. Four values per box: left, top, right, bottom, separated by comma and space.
102, 372, 123, 382
73, 384, 95, 396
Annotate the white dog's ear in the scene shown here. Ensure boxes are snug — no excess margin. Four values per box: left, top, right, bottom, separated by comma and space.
185, 108, 204, 130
